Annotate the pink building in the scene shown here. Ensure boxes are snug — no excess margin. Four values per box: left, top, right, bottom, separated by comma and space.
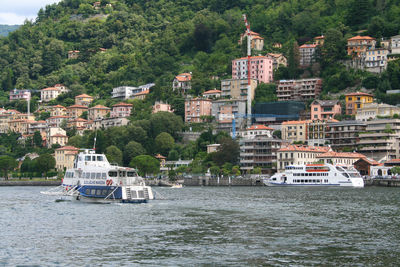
152, 102, 173, 113
232, 55, 274, 84
110, 102, 133, 118
310, 100, 342, 120
10, 89, 31, 101
185, 98, 212, 123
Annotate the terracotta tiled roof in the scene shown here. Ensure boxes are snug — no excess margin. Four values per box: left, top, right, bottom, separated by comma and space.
135, 90, 150, 96
155, 154, 166, 159
175, 73, 192, 82
51, 134, 68, 137
70, 118, 87, 122
234, 55, 271, 61
203, 89, 222, 94
113, 102, 133, 107
385, 159, 400, 164
347, 35, 375, 41
56, 146, 79, 151
247, 125, 273, 130
282, 120, 310, 125
90, 105, 110, 110
317, 151, 366, 159
267, 53, 283, 58
67, 104, 88, 109
315, 35, 324, 40
279, 145, 330, 153
345, 92, 373, 97
48, 116, 70, 119
357, 157, 380, 165
41, 87, 60, 91
75, 94, 93, 98
252, 35, 264, 40
52, 105, 66, 109
299, 44, 318, 48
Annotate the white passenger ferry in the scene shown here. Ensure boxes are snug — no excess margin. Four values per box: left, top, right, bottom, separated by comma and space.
264, 164, 364, 187
42, 149, 154, 203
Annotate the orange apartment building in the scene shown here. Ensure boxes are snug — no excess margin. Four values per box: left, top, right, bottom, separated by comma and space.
347, 36, 376, 57
345, 92, 374, 115
184, 98, 212, 123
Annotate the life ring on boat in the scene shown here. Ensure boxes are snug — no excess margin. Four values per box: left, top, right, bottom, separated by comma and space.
106, 179, 113, 186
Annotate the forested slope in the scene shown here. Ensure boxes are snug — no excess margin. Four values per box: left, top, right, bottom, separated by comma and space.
1, 0, 400, 105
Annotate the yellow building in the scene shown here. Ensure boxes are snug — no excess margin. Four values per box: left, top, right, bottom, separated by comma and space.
345, 92, 373, 115
55, 146, 79, 171
281, 120, 310, 144
75, 94, 93, 107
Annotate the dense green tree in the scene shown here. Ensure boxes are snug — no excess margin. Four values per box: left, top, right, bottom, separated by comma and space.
105, 145, 123, 165
35, 154, 56, 177
150, 112, 183, 139
33, 131, 43, 147
167, 150, 179, 161
130, 155, 160, 176
212, 137, 240, 166
123, 141, 146, 165
319, 28, 347, 67
254, 83, 277, 103
0, 156, 17, 180
155, 132, 175, 156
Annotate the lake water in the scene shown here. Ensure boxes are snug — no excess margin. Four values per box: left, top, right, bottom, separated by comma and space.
0, 186, 400, 266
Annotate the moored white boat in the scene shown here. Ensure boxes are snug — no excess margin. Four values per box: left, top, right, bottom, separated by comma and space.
41, 149, 154, 203
264, 164, 364, 187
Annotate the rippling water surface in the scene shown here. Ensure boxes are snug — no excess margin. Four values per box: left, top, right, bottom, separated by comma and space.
1, 186, 400, 266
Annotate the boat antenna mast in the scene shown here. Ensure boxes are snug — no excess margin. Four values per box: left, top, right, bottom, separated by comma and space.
242, 14, 252, 127
93, 130, 97, 151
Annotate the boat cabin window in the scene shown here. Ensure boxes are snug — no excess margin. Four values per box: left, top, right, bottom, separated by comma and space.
96, 173, 102, 179
127, 171, 136, 177
90, 173, 96, 179
85, 173, 90, 178
119, 171, 126, 177
97, 156, 103, 161
102, 173, 107, 179
85, 156, 91, 161
109, 171, 118, 177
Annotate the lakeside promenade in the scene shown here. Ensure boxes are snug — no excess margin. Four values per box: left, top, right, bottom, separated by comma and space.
2, 177, 400, 187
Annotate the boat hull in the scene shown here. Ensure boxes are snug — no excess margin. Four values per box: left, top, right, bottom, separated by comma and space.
264, 178, 364, 188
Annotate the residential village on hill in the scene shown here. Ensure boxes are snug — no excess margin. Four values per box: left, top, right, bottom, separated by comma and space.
3, 30, 400, 178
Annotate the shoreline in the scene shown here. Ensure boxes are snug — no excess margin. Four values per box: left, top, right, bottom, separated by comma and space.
1, 178, 400, 187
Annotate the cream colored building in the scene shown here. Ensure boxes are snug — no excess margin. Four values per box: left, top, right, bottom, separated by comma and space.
88, 105, 110, 121
55, 146, 79, 171
0, 113, 12, 133
316, 151, 366, 165
220, 78, 258, 100
281, 120, 310, 143
50, 105, 67, 117
277, 145, 330, 171
46, 127, 67, 148
207, 144, 220, 153
356, 103, 400, 121
66, 105, 88, 119
267, 53, 287, 69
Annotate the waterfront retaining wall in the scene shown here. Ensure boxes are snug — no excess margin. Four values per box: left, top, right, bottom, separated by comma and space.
184, 176, 264, 186
0, 180, 61, 186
